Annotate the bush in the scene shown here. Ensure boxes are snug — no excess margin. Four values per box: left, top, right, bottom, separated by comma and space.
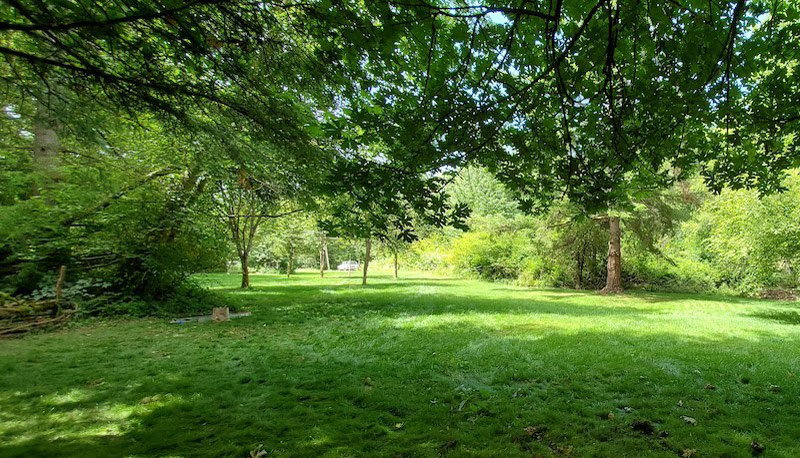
622, 252, 719, 292
406, 233, 454, 273
78, 281, 225, 317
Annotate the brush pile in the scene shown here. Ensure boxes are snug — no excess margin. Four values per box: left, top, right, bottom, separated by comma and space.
0, 266, 76, 337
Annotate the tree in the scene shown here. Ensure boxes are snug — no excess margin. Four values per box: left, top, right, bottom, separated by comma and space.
318, 143, 468, 285
448, 166, 519, 221
0, 108, 232, 298
383, 237, 407, 280
211, 172, 294, 288
3, 0, 799, 302
671, 172, 800, 293
319, 198, 377, 285
362, 237, 372, 286
0, 0, 351, 152
373, 0, 800, 292
318, 231, 328, 278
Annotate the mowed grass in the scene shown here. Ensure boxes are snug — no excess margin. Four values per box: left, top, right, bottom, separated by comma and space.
2, 272, 800, 457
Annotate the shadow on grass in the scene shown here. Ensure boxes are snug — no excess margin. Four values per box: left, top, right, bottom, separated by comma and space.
496, 285, 780, 308
6, 318, 796, 458
2, 320, 797, 458
4, 275, 800, 457
215, 273, 791, 310
216, 282, 665, 321
750, 310, 800, 325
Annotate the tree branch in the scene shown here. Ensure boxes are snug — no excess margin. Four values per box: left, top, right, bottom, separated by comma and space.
219, 208, 303, 219
391, 1, 555, 21
0, 0, 225, 32
62, 168, 176, 227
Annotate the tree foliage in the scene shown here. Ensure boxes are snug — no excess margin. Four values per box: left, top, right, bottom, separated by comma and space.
1, 0, 799, 306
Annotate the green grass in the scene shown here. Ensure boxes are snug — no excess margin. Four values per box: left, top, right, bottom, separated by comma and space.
2, 271, 800, 457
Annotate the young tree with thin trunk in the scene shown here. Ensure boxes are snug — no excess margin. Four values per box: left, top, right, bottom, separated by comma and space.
212, 173, 289, 289
286, 239, 294, 279
319, 173, 461, 287
380, 235, 408, 281
324, 240, 331, 271
362, 238, 371, 286
319, 243, 325, 278
318, 231, 331, 278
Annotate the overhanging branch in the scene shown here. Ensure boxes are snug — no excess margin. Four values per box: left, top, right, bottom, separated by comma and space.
0, 0, 225, 32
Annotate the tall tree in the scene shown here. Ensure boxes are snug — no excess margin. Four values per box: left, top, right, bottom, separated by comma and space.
373, 0, 800, 292
3, 0, 799, 299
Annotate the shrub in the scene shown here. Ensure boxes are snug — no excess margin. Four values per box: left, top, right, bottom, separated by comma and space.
406, 233, 454, 273
78, 281, 225, 317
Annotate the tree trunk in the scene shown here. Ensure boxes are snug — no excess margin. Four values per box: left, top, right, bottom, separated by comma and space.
324, 240, 330, 270
287, 241, 294, 278
55, 265, 66, 314
601, 216, 623, 293
393, 250, 398, 279
31, 102, 61, 196
320, 245, 325, 278
362, 238, 371, 286
240, 254, 250, 288
32, 101, 61, 192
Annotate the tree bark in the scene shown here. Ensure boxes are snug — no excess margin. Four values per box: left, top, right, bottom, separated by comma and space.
287, 241, 294, 278
240, 254, 250, 288
55, 265, 66, 314
362, 237, 371, 286
32, 100, 61, 183
320, 244, 325, 278
324, 239, 330, 271
393, 250, 398, 279
601, 216, 623, 293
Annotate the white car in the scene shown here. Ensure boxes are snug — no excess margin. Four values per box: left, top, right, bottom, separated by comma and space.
337, 260, 359, 271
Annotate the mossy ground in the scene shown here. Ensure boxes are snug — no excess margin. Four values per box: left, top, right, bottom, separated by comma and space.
1, 271, 799, 457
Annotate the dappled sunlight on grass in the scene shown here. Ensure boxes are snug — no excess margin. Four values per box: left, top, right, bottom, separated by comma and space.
0, 388, 186, 448
2, 272, 800, 457
40, 388, 93, 406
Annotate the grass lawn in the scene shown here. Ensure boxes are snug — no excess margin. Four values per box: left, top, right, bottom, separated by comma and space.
2, 272, 800, 457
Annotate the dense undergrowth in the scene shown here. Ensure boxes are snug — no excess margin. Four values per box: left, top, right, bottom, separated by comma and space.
394, 168, 800, 297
